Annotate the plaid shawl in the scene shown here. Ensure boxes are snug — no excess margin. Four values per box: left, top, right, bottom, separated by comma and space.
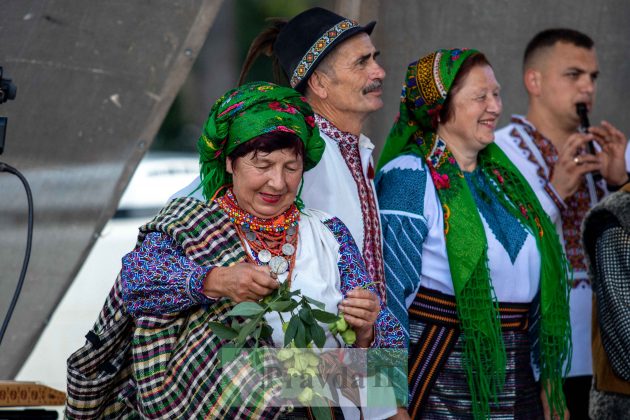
66, 197, 286, 419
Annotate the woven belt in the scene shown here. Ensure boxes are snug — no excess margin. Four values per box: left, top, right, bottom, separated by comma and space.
407, 287, 530, 418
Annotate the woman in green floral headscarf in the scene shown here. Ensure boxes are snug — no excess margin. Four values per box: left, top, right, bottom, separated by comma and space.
66, 82, 404, 418
375, 50, 571, 419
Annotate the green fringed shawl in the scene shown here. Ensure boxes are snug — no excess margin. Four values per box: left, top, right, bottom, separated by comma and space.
391, 131, 572, 418
378, 48, 572, 418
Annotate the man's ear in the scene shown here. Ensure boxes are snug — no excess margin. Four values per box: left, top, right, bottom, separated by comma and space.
306, 71, 329, 100
226, 156, 234, 174
524, 68, 542, 96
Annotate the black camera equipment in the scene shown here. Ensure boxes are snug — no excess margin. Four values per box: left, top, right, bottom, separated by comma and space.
0, 66, 18, 104
0, 66, 17, 155
0, 66, 33, 349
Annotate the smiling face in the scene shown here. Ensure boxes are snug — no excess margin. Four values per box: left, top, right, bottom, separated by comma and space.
530, 42, 599, 131
313, 32, 386, 120
438, 64, 502, 154
226, 147, 304, 219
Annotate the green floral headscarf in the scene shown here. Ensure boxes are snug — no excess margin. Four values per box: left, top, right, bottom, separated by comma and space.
379, 50, 571, 418
197, 81, 325, 202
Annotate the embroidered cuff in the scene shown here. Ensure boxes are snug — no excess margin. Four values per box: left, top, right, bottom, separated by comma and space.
186, 265, 216, 305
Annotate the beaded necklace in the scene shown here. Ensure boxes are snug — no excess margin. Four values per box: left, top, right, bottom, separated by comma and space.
216, 189, 300, 284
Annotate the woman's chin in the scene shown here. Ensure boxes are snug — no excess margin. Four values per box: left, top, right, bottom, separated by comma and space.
477, 135, 496, 149
251, 201, 293, 219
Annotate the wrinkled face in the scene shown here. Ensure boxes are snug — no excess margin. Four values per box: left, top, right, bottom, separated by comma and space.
318, 32, 386, 118
439, 65, 502, 152
535, 42, 599, 129
227, 147, 304, 219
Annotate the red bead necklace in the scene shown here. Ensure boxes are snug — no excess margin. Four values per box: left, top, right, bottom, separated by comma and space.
216, 189, 300, 283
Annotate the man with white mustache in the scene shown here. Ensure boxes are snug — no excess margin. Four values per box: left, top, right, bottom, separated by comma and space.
494, 28, 630, 418
175, 7, 389, 306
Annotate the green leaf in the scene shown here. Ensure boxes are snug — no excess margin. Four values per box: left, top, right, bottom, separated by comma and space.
310, 323, 327, 348
304, 325, 312, 346
312, 309, 339, 323
226, 302, 265, 317
295, 319, 307, 348
286, 299, 300, 312
253, 325, 262, 340
237, 318, 260, 344
268, 300, 293, 312
259, 323, 273, 339
284, 315, 300, 347
298, 307, 315, 325
278, 281, 291, 295
304, 296, 325, 310
310, 399, 333, 420
220, 343, 240, 364
288, 289, 302, 298
249, 349, 263, 372
207, 322, 238, 340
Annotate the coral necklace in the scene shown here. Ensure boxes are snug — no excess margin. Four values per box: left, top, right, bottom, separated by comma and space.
216, 189, 299, 284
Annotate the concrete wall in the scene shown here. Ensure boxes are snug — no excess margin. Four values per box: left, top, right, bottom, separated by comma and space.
0, 0, 222, 378
346, 0, 630, 157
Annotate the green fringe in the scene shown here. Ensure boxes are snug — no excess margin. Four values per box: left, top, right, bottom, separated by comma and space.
457, 255, 506, 419
479, 147, 572, 417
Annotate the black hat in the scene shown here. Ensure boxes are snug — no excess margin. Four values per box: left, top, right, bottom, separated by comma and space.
274, 7, 376, 93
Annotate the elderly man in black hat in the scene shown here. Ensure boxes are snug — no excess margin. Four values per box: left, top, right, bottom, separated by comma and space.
272, 7, 387, 305
177, 7, 388, 305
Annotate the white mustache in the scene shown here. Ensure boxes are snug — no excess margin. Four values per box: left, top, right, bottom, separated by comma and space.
363, 80, 383, 94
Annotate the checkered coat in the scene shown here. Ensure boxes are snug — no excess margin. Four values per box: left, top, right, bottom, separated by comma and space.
66, 198, 285, 419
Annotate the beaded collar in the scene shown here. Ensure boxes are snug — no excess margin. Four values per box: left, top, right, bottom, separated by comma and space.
215, 188, 300, 233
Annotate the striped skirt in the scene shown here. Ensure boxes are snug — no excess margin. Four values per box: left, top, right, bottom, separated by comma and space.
408, 287, 543, 419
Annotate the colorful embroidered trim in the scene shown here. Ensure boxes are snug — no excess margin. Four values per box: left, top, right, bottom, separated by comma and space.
315, 114, 387, 303
415, 51, 446, 108
290, 19, 359, 88
510, 116, 605, 281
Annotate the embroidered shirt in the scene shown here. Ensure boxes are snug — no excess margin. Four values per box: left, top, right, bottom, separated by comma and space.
120, 211, 403, 349
309, 114, 386, 302
494, 115, 607, 377
495, 116, 606, 281
375, 154, 541, 345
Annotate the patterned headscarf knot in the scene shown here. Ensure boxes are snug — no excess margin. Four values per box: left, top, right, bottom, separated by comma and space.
197, 81, 324, 202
